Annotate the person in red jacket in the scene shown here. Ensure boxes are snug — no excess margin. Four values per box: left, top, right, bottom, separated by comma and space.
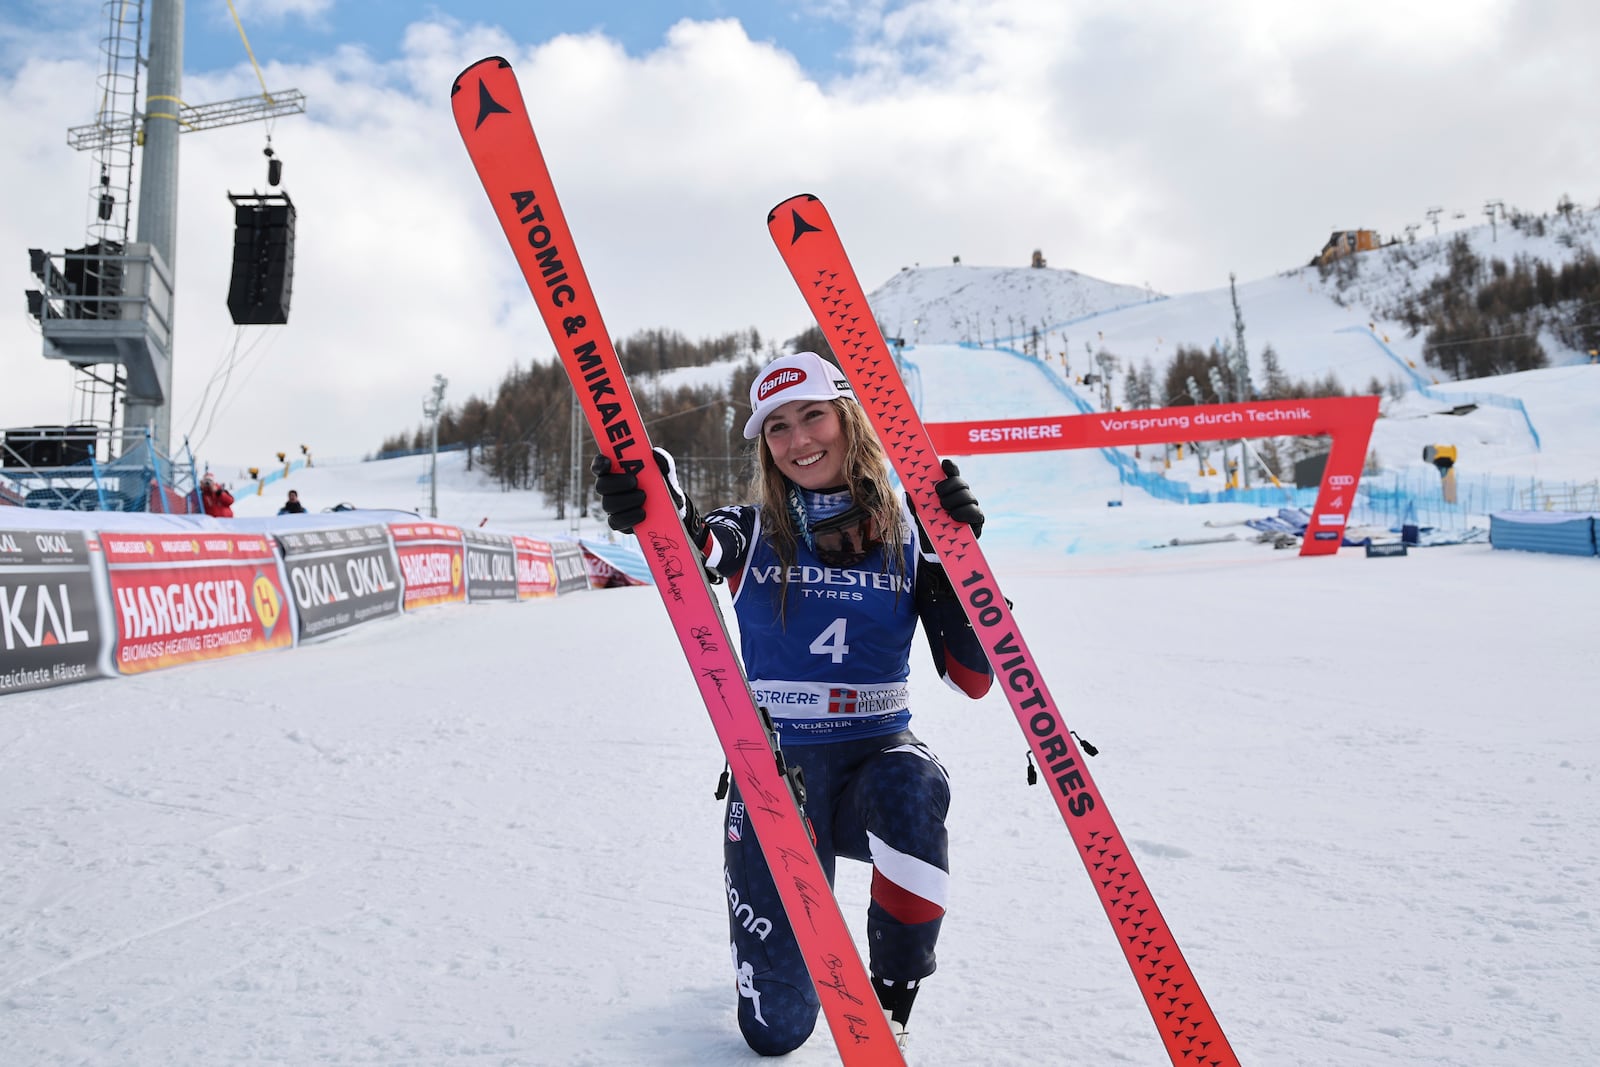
199, 473, 235, 518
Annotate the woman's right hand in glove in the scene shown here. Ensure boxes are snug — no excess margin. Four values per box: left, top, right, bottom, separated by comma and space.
591, 447, 687, 534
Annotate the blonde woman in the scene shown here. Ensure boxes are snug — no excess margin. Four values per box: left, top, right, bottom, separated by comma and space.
596, 351, 991, 1054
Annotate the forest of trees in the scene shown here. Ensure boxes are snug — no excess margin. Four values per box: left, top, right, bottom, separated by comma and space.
375, 327, 809, 516
1384, 228, 1600, 379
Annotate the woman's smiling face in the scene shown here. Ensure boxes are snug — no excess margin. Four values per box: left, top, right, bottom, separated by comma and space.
762, 399, 846, 490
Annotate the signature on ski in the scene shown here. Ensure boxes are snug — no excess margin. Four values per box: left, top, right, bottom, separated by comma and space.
688, 625, 720, 654
730, 738, 787, 812
791, 874, 827, 935
818, 953, 865, 1005
774, 844, 810, 874
843, 1012, 874, 1044
699, 665, 734, 712
646, 532, 685, 601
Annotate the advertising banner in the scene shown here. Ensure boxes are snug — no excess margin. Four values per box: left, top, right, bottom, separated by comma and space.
550, 540, 590, 595
102, 530, 291, 674
389, 522, 466, 610
928, 396, 1379, 557
581, 546, 644, 588
463, 528, 518, 602
277, 524, 403, 641
0, 528, 108, 693
513, 536, 558, 599
579, 540, 650, 587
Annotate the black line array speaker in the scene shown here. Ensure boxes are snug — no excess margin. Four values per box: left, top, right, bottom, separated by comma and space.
3, 427, 67, 468
227, 195, 295, 325
61, 425, 99, 465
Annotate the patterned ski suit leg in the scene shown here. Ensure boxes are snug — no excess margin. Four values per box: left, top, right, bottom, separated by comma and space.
834, 734, 951, 984
722, 730, 949, 1056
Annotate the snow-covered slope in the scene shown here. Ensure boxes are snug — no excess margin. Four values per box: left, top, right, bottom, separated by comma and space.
858, 212, 1599, 497
866, 263, 1158, 346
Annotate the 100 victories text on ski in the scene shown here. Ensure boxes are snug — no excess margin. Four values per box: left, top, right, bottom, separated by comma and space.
768, 193, 1241, 1067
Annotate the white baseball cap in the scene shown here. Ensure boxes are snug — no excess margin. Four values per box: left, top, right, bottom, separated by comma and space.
743, 352, 854, 439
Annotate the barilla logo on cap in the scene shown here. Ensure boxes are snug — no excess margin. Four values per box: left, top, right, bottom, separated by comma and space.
757, 367, 806, 401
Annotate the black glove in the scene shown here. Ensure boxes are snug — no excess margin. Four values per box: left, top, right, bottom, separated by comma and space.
592, 447, 687, 534
934, 459, 983, 538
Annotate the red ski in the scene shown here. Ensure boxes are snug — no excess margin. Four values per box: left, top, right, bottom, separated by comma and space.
768, 193, 1240, 1067
452, 60, 904, 1065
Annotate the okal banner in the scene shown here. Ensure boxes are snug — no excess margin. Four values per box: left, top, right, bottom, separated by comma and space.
513, 536, 558, 599
0, 528, 109, 693
277, 524, 404, 641
550, 540, 591, 595
389, 522, 466, 611
463, 528, 518, 602
102, 531, 291, 673
928, 396, 1380, 557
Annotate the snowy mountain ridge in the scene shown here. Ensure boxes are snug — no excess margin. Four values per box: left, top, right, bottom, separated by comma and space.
865, 262, 1159, 347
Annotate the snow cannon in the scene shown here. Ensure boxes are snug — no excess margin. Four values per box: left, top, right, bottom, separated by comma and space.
1423, 444, 1458, 504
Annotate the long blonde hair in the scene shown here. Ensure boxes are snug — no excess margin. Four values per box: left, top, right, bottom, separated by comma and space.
749, 398, 907, 593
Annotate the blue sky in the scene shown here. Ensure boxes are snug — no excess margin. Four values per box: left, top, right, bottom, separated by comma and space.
207, 2, 859, 78
7, 1, 864, 80
3, 1, 1599, 464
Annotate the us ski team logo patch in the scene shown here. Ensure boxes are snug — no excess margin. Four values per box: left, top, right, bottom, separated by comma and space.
727, 801, 745, 842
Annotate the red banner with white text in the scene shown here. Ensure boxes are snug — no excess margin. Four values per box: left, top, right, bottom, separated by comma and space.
389, 522, 466, 610
514, 536, 558, 599
927, 396, 1379, 557
102, 531, 291, 673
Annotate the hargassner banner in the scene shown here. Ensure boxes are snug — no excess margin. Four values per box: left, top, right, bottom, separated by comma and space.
0, 528, 109, 694
388, 522, 466, 611
463, 528, 517, 602
513, 536, 558, 599
102, 531, 292, 674
277, 524, 403, 641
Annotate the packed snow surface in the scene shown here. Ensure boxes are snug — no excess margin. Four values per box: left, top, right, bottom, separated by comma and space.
4, 229, 1599, 1063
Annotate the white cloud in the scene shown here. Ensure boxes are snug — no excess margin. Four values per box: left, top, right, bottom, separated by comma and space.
232, 0, 335, 22
2, 4, 1597, 469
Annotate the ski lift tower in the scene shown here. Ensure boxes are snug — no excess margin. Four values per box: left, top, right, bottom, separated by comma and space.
23, 0, 305, 459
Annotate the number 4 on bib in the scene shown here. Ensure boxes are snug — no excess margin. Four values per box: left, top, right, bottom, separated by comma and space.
810, 618, 851, 664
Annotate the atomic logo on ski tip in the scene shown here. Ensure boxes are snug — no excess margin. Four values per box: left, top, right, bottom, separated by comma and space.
474, 77, 510, 129
787, 208, 823, 244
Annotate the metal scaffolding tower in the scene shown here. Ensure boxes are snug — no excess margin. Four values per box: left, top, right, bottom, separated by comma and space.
24, 0, 306, 458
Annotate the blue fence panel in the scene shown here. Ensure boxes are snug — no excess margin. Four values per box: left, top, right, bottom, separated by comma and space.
1489, 512, 1597, 556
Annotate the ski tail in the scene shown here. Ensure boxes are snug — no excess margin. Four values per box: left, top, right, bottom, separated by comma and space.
451, 62, 904, 1065
767, 193, 1239, 1067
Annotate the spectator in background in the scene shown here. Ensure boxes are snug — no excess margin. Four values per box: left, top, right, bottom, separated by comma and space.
199, 473, 234, 518
278, 489, 306, 515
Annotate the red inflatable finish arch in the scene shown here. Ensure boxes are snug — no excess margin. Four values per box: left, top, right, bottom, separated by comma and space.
927, 396, 1380, 557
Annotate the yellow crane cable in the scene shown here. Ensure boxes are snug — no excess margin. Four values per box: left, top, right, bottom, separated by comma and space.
226, 0, 276, 104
